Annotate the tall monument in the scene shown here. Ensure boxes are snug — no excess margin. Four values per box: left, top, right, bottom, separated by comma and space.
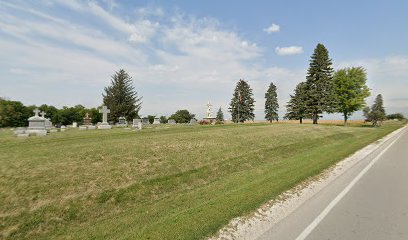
97, 105, 112, 129
203, 101, 216, 124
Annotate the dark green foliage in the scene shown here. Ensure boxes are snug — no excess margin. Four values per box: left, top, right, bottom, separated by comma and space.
216, 107, 224, 122
147, 115, 155, 124
333, 67, 370, 125
305, 43, 336, 124
387, 113, 405, 120
364, 94, 386, 126
169, 110, 195, 123
58, 105, 85, 125
88, 108, 102, 124
264, 82, 279, 122
0, 99, 32, 127
160, 116, 168, 124
229, 79, 255, 123
38, 104, 59, 123
284, 82, 309, 124
102, 69, 142, 122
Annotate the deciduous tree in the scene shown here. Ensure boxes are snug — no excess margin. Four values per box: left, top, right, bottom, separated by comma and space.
333, 67, 370, 125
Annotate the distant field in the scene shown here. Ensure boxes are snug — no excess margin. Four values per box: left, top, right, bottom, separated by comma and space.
0, 121, 405, 239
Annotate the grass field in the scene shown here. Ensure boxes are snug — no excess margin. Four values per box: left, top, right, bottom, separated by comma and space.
0, 121, 405, 239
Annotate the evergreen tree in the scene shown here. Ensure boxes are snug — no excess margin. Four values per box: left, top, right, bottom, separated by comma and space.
305, 43, 336, 124
284, 82, 308, 124
216, 107, 224, 122
264, 82, 279, 122
334, 67, 370, 125
367, 94, 386, 126
229, 79, 255, 123
102, 69, 142, 122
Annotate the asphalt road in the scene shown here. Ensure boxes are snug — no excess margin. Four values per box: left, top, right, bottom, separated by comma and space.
257, 126, 408, 240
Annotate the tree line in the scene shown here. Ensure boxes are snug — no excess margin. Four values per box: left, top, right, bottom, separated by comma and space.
0, 44, 403, 128
0, 99, 103, 127
228, 43, 398, 126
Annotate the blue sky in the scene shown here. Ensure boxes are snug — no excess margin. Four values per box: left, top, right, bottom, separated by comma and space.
1, 0, 407, 119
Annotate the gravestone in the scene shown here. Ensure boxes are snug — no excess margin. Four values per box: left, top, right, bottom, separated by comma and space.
117, 116, 127, 127
45, 118, 53, 129
79, 126, 87, 130
98, 106, 112, 129
72, 122, 78, 128
138, 121, 143, 130
27, 108, 47, 136
168, 119, 176, 124
190, 119, 197, 125
153, 117, 160, 125
87, 125, 96, 130
132, 119, 141, 128
60, 125, 66, 132
83, 113, 92, 126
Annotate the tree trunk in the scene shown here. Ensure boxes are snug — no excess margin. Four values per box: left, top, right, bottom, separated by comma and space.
313, 113, 318, 124
300, 118, 303, 124
344, 114, 348, 126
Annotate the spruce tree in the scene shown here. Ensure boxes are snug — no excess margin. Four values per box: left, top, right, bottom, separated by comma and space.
102, 69, 142, 122
284, 82, 308, 123
229, 79, 255, 123
264, 82, 279, 122
216, 107, 224, 122
368, 94, 386, 126
333, 67, 370, 125
305, 43, 335, 124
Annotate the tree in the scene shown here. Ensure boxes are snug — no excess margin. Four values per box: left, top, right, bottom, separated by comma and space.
169, 110, 195, 123
369, 94, 386, 126
88, 107, 102, 124
147, 115, 155, 124
0, 99, 31, 127
102, 69, 142, 122
229, 79, 255, 123
39, 104, 59, 123
305, 43, 336, 124
284, 82, 309, 124
216, 107, 224, 122
387, 113, 405, 120
333, 67, 370, 125
159, 116, 168, 124
264, 82, 279, 122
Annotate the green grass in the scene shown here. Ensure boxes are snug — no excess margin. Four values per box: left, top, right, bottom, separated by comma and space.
0, 121, 405, 239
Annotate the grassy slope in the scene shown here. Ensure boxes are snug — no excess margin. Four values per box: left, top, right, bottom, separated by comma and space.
0, 122, 405, 239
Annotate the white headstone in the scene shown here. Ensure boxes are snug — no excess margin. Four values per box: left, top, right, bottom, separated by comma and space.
98, 105, 112, 129
27, 108, 47, 136
153, 117, 160, 125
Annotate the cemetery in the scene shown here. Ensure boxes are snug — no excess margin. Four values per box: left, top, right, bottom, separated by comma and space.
1, 3, 407, 239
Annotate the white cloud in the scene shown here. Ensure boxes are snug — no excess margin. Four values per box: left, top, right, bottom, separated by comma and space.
275, 46, 303, 56
263, 23, 280, 33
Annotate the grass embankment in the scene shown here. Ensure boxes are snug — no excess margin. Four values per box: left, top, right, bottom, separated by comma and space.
0, 121, 405, 239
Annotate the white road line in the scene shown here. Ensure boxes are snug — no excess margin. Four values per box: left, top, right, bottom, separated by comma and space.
295, 126, 407, 240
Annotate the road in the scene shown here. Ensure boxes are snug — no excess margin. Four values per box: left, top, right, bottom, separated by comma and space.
257, 126, 408, 240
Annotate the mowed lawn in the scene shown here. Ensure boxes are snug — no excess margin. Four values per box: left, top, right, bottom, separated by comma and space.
0, 122, 405, 239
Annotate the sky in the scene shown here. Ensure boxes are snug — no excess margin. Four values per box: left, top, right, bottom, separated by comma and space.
1, 0, 407, 120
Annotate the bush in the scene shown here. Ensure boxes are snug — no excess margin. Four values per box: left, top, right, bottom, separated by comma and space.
199, 120, 210, 125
